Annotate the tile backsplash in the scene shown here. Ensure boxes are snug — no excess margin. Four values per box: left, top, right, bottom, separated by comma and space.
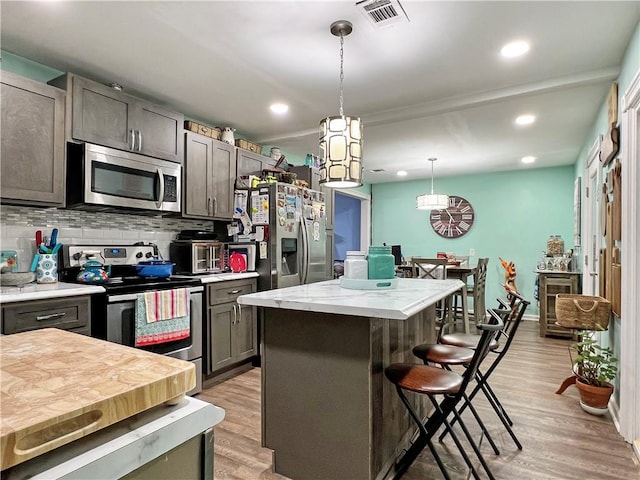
0, 205, 216, 270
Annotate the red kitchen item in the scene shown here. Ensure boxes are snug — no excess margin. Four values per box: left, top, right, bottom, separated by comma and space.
229, 252, 247, 273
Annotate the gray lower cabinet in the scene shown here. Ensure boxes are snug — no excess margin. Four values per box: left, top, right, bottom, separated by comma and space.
49, 73, 183, 163
1, 71, 65, 206
205, 279, 257, 374
236, 148, 273, 178
1, 296, 91, 336
183, 131, 235, 220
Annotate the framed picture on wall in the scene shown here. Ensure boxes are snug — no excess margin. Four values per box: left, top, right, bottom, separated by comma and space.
574, 177, 581, 247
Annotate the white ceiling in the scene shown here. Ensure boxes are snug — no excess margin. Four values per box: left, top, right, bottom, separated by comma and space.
1, 1, 638, 184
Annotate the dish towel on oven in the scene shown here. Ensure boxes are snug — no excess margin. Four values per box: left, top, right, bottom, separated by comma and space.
134, 288, 190, 347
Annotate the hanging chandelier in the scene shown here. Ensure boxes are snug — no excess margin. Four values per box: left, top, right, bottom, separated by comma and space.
319, 20, 363, 189
416, 158, 449, 210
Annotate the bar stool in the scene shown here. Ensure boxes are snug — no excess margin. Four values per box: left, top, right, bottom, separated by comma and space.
413, 292, 530, 450
384, 315, 503, 480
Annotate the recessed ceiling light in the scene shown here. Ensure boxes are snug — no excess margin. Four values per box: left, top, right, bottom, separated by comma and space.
501, 41, 530, 58
397, 170, 407, 177
521, 156, 536, 164
515, 114, 536, 126
270, 103, 289, 114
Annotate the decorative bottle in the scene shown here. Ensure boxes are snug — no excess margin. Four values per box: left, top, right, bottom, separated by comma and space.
367, 245, 395, 279
344, 251, 368, 279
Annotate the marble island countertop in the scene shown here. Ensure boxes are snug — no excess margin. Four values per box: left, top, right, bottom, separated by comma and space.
237, 278, 464, 320
0, 282, 105, 304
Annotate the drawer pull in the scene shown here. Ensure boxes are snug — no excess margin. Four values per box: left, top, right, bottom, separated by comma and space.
36, 312, 66, 321
228, 289, 241, 294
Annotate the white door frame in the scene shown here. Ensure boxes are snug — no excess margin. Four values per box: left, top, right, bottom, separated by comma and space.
582, 136, 602, 296
334, 189, 371, 252
619, 70, 640, 453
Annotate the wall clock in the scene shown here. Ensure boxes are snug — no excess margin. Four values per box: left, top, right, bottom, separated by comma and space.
429, 195, 475, 238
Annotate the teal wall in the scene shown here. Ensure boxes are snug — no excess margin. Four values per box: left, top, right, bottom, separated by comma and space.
372, 165, 576, 315
1, 50, 62, 81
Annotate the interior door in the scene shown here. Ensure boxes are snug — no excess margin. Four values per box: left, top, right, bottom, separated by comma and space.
583, 136, 602, 296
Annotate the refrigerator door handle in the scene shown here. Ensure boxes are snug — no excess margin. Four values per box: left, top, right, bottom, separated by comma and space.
300, 216, 309, 284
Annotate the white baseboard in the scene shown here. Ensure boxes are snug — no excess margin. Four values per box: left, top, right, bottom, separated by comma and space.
523, 314, 539, 322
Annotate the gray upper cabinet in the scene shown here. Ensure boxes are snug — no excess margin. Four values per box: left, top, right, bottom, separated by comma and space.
1, 71, 65, 206
183, 132, 235, 220
236, 148, 269, 178
50, 74, 183, 163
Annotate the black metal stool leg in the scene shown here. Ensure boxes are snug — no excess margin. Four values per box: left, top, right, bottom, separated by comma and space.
393, 386, 451, 480
459, 392, 501, 455
449, 406, 496, 480
430, 397, 482, 480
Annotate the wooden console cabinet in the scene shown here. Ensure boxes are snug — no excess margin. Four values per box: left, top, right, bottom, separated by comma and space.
538, 271, 581, 338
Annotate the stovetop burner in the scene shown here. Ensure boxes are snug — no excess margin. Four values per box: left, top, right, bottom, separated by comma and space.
58, 243, 202, 294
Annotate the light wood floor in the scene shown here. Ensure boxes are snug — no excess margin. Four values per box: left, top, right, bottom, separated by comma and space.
196, 321, 640, 480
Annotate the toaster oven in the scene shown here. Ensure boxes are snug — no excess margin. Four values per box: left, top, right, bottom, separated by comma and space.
170, 241, 224, 274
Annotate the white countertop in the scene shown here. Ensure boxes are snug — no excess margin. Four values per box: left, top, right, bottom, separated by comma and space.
0, 282, 105, 304
4, 396, 225, 479
237, 278, 464, 320
196, 271, 259, 283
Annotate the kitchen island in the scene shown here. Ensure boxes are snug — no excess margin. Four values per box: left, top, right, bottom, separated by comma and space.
237, 278, 464, 480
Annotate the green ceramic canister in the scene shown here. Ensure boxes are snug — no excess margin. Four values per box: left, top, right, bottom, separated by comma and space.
368, 245, 395, 279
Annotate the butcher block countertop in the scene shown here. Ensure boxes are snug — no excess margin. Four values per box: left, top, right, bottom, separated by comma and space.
0, 328, 196, 470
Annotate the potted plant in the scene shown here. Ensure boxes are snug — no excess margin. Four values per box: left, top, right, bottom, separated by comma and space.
569, 330, 618, 415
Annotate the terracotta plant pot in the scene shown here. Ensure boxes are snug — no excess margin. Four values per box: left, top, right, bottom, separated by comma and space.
575, 378, 613, 409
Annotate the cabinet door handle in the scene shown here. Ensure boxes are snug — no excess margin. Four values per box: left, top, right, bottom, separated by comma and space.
232, 304, 237, 324
207, 197, 212, 215
129, 129, 135, 150
213, 197, 217, 216
228, 289, 241, 294
137, 130, 142, 151
236, 304, 241, 323
36, 312, 66, 321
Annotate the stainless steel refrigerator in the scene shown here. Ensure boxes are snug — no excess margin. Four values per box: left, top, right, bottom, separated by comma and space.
244, 182, 328, 291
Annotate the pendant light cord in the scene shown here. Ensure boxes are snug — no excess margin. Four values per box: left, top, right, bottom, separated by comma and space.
339, 33, 345, 117
430, 158, 435, 194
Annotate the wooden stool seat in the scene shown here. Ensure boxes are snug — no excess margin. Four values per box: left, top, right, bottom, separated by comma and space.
385, 364, 462, 395
440, 332, 499, 350
412, 343, 474, 365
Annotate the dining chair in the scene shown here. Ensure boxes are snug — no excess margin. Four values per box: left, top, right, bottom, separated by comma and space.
410, 257, 450, 323
449, 257, 489, 333
385, 312, 503, 480
410, 257, 448, 279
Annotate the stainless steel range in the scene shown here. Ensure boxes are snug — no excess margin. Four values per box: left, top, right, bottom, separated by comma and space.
59, 244, 203, 394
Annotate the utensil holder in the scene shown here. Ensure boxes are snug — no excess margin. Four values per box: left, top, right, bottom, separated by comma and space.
36, 254, 57, 284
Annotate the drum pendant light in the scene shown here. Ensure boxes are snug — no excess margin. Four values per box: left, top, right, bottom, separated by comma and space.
319, 20, 363, 189
416, 158, 449, 210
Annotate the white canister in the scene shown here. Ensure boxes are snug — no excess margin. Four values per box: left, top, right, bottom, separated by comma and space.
344, 251, 368, 279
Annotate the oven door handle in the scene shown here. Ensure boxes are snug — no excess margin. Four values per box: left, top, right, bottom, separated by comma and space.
107, 285, 203, 303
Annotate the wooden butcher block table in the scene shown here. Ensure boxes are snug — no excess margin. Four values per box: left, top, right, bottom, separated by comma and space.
0, 328, 196, 470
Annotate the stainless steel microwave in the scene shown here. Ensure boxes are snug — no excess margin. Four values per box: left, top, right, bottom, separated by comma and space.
66, 142, 181, 213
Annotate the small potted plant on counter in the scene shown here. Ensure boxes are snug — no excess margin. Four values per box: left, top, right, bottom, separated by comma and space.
570, 329, 618, 415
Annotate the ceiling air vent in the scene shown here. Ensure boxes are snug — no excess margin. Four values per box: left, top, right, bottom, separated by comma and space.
369, 168, 386, 173
356, 0, 409, 29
